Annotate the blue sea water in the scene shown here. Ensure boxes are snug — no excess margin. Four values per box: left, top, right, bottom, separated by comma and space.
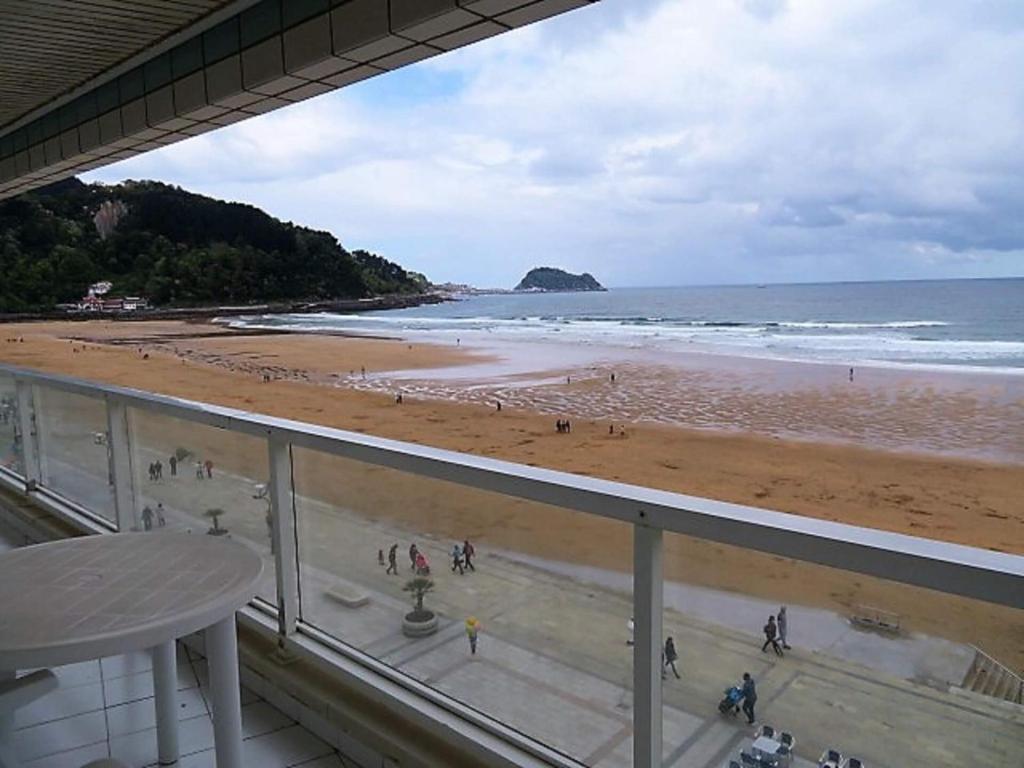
232, 278, 1024, 371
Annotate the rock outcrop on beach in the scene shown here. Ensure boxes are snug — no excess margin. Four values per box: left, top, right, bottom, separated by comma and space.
514, 267, 606, 292
0, 178, 428, 313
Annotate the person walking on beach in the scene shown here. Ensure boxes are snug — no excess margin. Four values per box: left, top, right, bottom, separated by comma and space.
778, 606, 790, 649
409, 542, 419, 571
849, 367, 855, 382
466, 617, 480, 655
463, 539, 475, 571
205, 459, 213, 479
451, 543, 465, 575
169, 455, 177, 477
762, 615, 783, 656
386, 543, 398, 575
663, 637, 681, 679
740, 672, 757, 724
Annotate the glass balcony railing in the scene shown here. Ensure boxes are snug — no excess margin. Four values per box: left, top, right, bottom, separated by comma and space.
0, 363, 1020, 768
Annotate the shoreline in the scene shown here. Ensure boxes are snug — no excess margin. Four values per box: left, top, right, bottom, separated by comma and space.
0, 291, 448, 325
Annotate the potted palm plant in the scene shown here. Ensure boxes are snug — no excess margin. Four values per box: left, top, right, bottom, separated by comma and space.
401, 576, 438, 637
204, 507, 227, 536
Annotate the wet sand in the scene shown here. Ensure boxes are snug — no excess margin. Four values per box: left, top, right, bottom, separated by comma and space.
1, 320, 1021, 666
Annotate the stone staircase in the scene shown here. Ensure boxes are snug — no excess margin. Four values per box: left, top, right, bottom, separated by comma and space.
961, 646, 1024, 704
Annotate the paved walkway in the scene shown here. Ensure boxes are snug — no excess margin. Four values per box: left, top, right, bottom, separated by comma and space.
11, 418, 1024, 767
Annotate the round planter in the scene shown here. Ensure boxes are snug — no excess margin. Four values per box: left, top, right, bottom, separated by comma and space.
402, 609, 439, 637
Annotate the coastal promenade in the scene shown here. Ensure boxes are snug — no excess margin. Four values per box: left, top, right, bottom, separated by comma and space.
112, 448, 1023, 768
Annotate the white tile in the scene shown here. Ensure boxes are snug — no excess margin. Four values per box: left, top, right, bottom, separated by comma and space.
15, 710, 107, 761
242, 724, 333, 767
101, 650, 152, 680
24, 741, 110, 768
101, 671, 152, 706
242, 700, 294, 738
102, 665, 199, 706
177, 748, 217, 768
51, 660, 102, 688
15, 681, 105, 728
105, 686, 209, 737
108, 714, 214, 768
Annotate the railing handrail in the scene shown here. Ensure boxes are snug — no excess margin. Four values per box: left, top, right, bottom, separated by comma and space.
970, 644, 1024, 684
2, 362, 1023, 610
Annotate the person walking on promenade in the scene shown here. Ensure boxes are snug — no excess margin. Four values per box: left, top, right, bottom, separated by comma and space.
155, 460, 163, 480
156, 503, 166, 528
740, 672, 757, 724
409, 542, 419, 571
386, 544, 398, 575
627, 617, 634, 646
663, 637, 681, 679
141, 505, 154, 532
762, 615, 783, 656
169, 455, 177, 477
778, 606, 791, 649
195, 460, 204, 479
462, 539, 475, 571
466, 617, 481, 655
451, 543, 465, 575
204, 459, 213, 479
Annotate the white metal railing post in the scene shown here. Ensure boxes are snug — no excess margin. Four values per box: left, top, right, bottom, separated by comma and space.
633, 522, 663, 768
106, 398, 138, 531
14, 379, 40, 485
268, 433, 299, 638
30, 384, 51, 483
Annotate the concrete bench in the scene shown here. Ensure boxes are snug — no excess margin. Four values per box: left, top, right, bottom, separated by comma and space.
324, 584, 370, 608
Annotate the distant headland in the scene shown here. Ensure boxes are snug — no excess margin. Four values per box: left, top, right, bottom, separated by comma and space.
514, 267, 606, 293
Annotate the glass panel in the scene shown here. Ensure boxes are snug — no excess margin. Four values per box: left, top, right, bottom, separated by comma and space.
127, 408, 276, 604
291, 447, 635, 765
662, 531, 1023, 768
0, 374, 22, 476
35, 386, 115, 521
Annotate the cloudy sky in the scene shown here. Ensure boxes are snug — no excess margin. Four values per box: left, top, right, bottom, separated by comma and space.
86, 0, 1024, 288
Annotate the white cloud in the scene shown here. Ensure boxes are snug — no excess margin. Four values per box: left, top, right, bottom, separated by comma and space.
85, 0, 1024, 286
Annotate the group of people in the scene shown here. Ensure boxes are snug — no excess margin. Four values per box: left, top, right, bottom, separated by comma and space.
147, 455, 213, 481
761, 606, 790, 656
555, 419, 572, 433
450, 540, 475, 574
140, 502, 166, 531
382, 540, 476, 576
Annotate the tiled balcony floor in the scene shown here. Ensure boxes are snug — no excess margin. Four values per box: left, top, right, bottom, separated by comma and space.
12, 644, 350, 768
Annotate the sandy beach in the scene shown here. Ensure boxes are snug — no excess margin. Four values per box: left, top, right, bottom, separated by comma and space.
0, 319, 1021, 667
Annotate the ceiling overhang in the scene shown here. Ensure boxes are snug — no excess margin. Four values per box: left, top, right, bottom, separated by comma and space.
0, 0, 598, 201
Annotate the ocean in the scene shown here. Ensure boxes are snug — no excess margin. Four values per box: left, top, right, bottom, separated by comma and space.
228, 278, 1024, 372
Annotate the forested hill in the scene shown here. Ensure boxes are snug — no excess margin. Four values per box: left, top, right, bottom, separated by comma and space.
0, 178, 427, 313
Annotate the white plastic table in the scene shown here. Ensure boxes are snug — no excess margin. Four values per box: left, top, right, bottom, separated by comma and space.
0, 532, 263, 768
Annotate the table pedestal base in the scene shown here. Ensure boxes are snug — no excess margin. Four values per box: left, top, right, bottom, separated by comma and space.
207, 615, 244, 768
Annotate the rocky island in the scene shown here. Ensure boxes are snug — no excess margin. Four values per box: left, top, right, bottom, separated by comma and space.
514, 267, 606, 292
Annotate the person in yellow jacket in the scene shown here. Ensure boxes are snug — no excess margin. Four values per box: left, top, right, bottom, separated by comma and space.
465, 617, 481, 655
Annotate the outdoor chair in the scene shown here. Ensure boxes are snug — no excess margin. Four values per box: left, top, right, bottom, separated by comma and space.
779, 731, 795, 748
729, 761, 742, 768
841, 759, 864, 768
758, 724, 776, 739
0, 670, 127, 768
819, 748, 843, 767
740, 751, 760, 767
0, 670, 58, 766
